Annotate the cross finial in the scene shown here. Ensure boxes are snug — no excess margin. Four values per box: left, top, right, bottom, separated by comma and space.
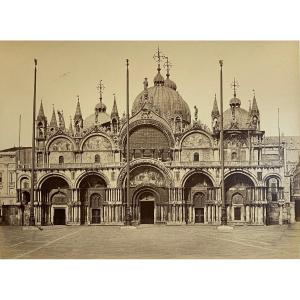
97, 80, 105, 102
153, 45, 164, 71
163, 56, 172, 78
252, 89, 256, 98
231, 77, 239, 98
76, 95, 80, 102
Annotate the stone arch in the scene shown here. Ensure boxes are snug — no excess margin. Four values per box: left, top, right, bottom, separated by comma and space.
179, 130, 213, 149
224, 170, 258, 186
132, 186, 161, 204
117, 159, 173, 188
263, 174, 282, 186
119, 118, 175, 149
224, 171, 255, 205
37, 173, 72, 190
75, 171, 109, 189
181, 169, 216, 188
46, 135, 76, 152
18, 175, 30, 188
79, 133, 114, 152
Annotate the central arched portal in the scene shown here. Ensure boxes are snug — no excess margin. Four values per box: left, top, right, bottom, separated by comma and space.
139, 191, 156, 224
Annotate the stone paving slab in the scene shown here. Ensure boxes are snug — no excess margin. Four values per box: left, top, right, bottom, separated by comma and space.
0, 223, 299, 259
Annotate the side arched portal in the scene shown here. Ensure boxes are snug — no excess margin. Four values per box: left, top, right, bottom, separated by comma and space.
78, 174, 107, 225
40, 176, 71, 225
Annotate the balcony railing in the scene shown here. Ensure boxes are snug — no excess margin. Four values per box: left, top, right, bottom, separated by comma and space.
17, 158, 283, 171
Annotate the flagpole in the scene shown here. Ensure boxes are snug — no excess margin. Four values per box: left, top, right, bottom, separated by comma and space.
125, 59, 132, 225
29, 59, 37, 226
219, 60, 227, 225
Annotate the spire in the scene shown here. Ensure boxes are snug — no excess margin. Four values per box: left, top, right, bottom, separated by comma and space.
74, 95, 82, 119
212, 93, 220, 118
49, 105, 58, 128
111, 93, 119, 118
153, 46, 164, 86
251, 89, 259, 114
68, 115, 74, 136
37, 99, 46, 121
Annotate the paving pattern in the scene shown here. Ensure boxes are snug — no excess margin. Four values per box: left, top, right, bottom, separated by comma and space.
0, 223, 300, 259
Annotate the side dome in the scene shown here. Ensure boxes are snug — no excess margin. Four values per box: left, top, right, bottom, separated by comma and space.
83, 112, 111, 129
132, 84, 191, 124
223, 106, 249, 130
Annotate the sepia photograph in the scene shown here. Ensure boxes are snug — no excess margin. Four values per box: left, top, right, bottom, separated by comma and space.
0, 41, 299, 259
0, 2, 300, 300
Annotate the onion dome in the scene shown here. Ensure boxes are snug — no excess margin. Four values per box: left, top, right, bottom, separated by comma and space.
153, 67, 164, 86
95, 101, 107, 113
229, 96, 241, 107
164, 77, 177, 90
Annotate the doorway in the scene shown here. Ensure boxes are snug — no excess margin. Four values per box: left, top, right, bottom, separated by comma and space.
53, 208, 66, 225
140, 201, 154, 224
195, 208, 204, 223
92, 209, 101, 224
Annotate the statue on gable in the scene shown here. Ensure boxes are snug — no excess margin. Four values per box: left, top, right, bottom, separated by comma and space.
194, 105, 198, 121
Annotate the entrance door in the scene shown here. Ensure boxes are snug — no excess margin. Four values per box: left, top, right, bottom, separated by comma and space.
92, 209, 101, 224
295, 201, 300, 222
140, 201, 154, 224
53, 208, 66, 225
195, 208, 204, 223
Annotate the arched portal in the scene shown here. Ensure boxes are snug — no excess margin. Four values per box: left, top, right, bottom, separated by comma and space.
224, 173, 255, 205
135, 190, 157, 224
40, 176, 70, 225
183, 172, 213, 224
78, 174, 107, 225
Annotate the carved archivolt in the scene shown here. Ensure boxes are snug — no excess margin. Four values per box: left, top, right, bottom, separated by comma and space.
46, 135, 76, 152
81, 135, 112, 151
117, 159, 173, 188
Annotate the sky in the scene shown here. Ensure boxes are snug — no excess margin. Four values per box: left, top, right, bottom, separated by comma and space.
0, 41, 299, 150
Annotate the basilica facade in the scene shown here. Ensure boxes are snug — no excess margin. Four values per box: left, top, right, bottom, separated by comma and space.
13, 53, 295, 226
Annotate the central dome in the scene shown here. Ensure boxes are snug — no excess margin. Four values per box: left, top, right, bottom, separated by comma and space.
132, 83, 191, 125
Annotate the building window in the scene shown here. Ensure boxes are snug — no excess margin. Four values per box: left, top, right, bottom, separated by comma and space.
231, 151, 238, 161
9, 172, 14, 183
234, 207, 241, 220
267, 177, 279, 201
0, 173, 2, 184
95, 154, 100, 163
193, 152, 199, 162
58, 156, 64, 164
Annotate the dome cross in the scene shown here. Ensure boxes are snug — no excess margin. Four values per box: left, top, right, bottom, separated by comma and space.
231, 77, 240, 98
153, 46, 165, 71
97, 80, 105, 103
163, 56, 173, 78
